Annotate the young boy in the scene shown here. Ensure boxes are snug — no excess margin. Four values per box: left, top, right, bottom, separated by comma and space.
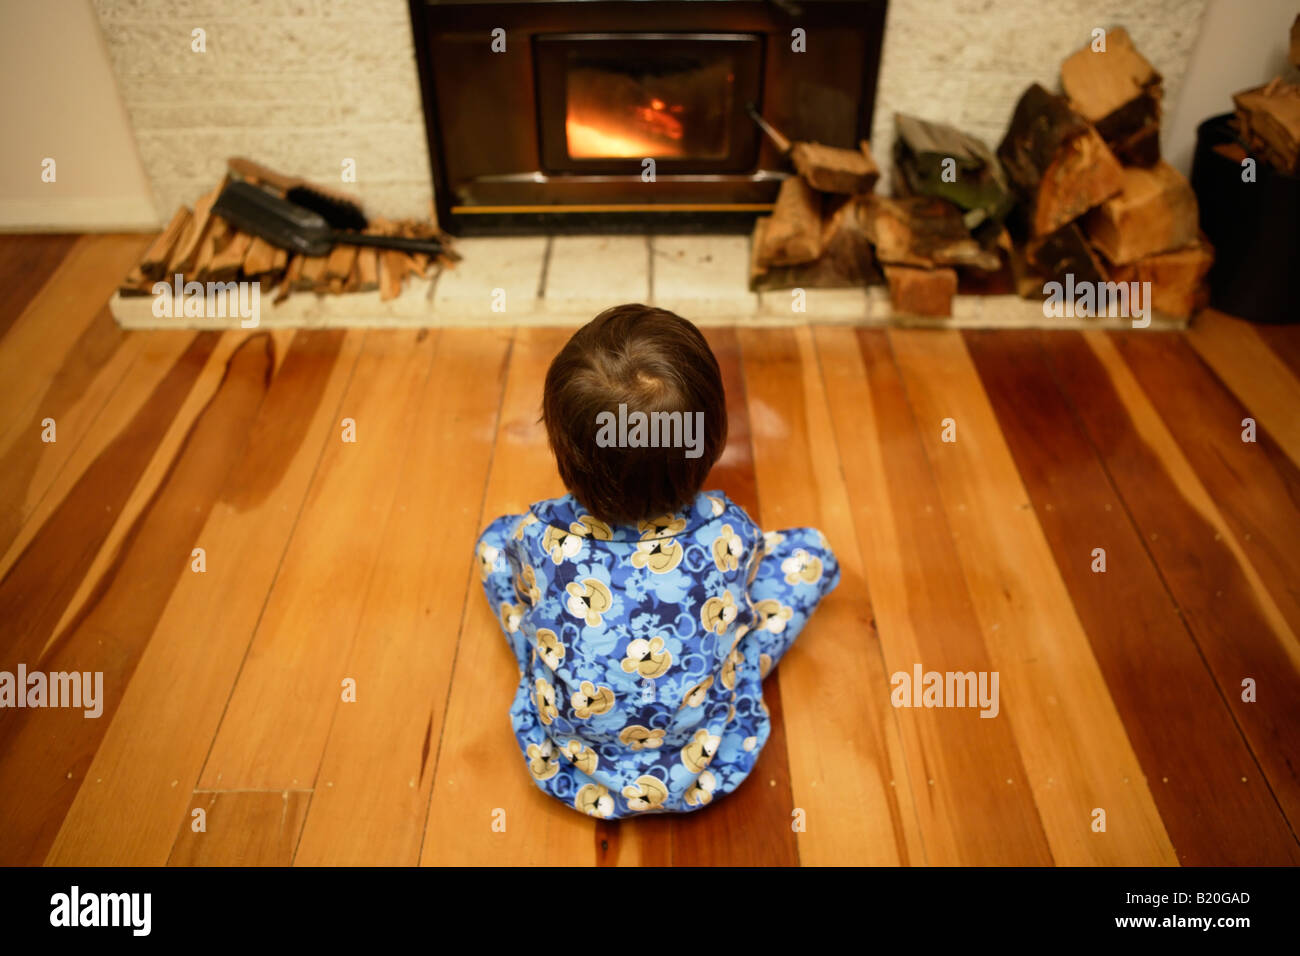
474, 304, 839, 818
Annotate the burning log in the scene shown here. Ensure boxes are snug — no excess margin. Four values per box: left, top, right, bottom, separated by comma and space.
997, 83, 1124, 236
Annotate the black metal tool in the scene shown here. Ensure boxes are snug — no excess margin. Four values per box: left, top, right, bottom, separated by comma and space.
212, 181, 443, 258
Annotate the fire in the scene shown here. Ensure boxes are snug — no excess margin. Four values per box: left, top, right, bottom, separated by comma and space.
567, 97, 687, 159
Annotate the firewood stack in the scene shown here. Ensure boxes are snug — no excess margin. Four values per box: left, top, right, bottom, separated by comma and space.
749, 25, 1218, 321
748, 124, 1008, 316
118, 172, 457, 305
992, 28, 1212, 319
748, 141, 884, 291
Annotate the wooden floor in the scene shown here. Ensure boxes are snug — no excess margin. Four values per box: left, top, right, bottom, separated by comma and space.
1, 233, 1298, 866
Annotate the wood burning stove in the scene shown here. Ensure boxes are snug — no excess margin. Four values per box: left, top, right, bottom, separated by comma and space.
409, 1, 888, 234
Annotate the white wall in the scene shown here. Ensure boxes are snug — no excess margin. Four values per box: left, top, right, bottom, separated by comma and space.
1165, 0, 1300, 175
0, 0, 158, 231
872, 0, 1211, 186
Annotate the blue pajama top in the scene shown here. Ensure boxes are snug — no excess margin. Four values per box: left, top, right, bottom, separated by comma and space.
475, 490, 839, 818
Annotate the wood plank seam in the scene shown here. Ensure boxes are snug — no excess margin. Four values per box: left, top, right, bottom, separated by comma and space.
283, 331, 448, 864
877, 329, 1054, 864
163, 331, 370, 863
413, 329, 517, 865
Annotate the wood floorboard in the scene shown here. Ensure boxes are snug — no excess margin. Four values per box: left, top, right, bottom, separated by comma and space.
966, 329, 1300, 864
4, 234, 1299, 866
1040, 330, 1300, 832
46, 329, 359, 865
0, 233, 80, 340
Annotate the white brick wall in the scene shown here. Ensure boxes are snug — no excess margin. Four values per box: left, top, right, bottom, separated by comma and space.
872, 0, 1211, 187
93, 0, 434, 222
94, 0, 1210, 224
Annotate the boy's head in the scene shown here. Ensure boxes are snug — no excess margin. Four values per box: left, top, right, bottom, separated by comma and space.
543, 304, 727, 525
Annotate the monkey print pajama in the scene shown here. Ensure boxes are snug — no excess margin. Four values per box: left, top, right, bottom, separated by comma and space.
474, 490, 839, 819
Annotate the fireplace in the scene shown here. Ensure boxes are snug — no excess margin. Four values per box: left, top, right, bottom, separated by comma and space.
409, 1, 889, 234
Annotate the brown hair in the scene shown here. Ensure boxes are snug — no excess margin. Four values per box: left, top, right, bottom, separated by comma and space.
542, 304, 727, 525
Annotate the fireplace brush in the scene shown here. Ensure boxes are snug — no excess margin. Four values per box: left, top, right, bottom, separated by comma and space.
212, 181, 444, 259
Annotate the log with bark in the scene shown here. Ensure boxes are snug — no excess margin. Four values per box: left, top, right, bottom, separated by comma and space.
748, 106, 880, 194
893, 113, 1015, 228
1025, 222, 1109, 286
791, 140, 881, 194
749, 196, 881, 290
860, 195, 1001, 271
1061, 27, 1163, 167
1083, 160, 1199, 265
1108, 237, 1213, 319
997, 83, 1124, 237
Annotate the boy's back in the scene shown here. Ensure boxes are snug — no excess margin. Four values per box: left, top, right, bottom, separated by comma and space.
474, 304, 838, 817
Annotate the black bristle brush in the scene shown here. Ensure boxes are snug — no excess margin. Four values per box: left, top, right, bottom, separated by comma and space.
212, 181, 442, 259
227, 157, 369, 232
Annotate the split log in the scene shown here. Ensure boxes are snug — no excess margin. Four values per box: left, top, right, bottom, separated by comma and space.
790, 140, 880, 194
893, 114, 1015, 226
139, 206, 191, 280
326, 244, 359, 284
356, 248, 379, 291
755, 177, 823, 266
1026, 222, 1109, 286
883, 264, 957, 317
997, 83, 1124, 236
194, 216, 231, 280
301, 254, 330, 290
1109, 238, 1213, 319
380, 250, 408, 302
1083, 160, 1199, 265
1233, 78, 1300, 175
275, 257, 302, 303
242, 236, 279, 277
207, 231, 253, 281
168, 184, 222, 276
749, 197, 882, 290
998, 230, 1047, 299
117, 266, 154, 297
861, 196, 1001, 271
1061, 27, 1163, 166
1211, 142, 1249, 163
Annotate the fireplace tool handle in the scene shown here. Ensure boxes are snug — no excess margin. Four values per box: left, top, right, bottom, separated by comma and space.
745, 103, 793, 155
334, 232, 444, 256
